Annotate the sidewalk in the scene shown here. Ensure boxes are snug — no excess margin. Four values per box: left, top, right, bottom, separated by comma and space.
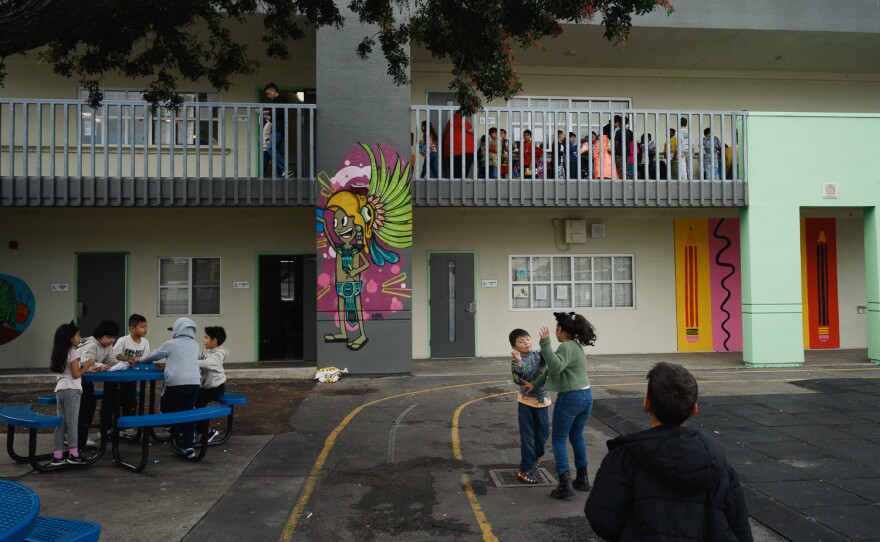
0, 349, 877, 541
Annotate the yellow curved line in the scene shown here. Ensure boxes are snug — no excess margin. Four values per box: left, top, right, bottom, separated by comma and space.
451, 391, 515, 542
280, 363, 878, 541
278, 379, 507, 542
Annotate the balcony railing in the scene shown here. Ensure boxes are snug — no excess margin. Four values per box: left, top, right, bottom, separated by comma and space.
0, 99, 316, 205
1, 98, 747, 207
411, 106, 748, 206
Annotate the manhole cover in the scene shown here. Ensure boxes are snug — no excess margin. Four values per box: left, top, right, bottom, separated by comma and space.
488, 468, 556, 488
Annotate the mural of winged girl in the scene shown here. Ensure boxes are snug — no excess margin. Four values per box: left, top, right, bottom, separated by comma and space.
316, 143, 413, 351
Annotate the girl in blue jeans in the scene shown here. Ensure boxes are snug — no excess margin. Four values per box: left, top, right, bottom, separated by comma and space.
528, 311, 597, 499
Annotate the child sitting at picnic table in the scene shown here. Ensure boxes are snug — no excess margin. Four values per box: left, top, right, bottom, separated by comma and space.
138, 317, 201, 459
196, 326, 228, 443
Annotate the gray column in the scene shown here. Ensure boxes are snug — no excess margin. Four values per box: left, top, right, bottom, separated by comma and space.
314, 7, 413, 373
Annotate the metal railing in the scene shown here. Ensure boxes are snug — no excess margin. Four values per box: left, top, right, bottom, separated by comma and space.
412, 106, 748, 206
0, 99, 315, 181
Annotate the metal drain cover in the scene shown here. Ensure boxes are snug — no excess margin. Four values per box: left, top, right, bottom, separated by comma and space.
488, 468, 556, 488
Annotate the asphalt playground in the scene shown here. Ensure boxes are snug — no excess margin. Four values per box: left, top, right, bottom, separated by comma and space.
1, 350, 879, 541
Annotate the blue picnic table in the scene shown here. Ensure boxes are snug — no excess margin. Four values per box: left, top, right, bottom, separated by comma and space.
0, 479, 39, 542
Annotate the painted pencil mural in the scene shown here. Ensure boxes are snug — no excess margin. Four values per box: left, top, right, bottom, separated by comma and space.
801, 218, 839, 349
674, 218, 743, 352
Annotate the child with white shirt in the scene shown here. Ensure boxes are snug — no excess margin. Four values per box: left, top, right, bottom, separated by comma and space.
110, 313, 150, 439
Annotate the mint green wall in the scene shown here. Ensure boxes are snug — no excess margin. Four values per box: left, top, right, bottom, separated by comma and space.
866, 208, 880, 363
742, 113, 880, 366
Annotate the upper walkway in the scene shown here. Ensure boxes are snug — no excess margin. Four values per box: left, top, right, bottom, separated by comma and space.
0, 99, 747, 208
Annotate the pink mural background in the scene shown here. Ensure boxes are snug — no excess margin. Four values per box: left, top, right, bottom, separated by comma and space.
708, 218, 742, 352
316, 144, 411, 331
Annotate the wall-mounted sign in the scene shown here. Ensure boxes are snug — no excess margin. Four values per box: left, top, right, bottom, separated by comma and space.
481, 279, 498, 288
50, 283, 69, 292
232, 281, 250, 289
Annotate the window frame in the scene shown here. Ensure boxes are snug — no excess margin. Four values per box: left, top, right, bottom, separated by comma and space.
508, 254, 636, 311
503, 96, 633, 144
78, 88, 221, 148
157, 256, 222, 317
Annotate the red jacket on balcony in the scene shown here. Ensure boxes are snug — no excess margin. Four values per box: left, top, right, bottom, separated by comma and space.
442, 114, 474, 157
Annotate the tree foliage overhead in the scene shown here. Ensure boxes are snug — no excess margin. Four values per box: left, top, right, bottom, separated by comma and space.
0, 0, 673, 112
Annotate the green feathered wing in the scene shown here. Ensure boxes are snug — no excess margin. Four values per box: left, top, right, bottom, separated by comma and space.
362, 143, 413, 250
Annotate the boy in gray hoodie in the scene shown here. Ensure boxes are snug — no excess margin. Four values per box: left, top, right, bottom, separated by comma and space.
195, 326, 229, 442
140, 317, 201, 458
76, 320, 118, 450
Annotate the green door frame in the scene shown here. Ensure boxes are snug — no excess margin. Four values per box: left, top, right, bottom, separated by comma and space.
426, 250, 477, 358
253, 251, 309, 360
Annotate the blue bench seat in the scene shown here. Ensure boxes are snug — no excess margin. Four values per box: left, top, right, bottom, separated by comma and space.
25, 516, 101, 542
112, 406, 231, 472
0, 405, 69, 473
36, 391, 110, 405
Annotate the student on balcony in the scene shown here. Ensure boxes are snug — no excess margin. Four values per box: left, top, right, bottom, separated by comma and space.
264, 82, 288, 178
442, 112, 474, 179
613, 115, 637, 180
595, 125, 619, 180
701, 128, 722, 180
418, 121, 439, 178
513, 129, 544, 179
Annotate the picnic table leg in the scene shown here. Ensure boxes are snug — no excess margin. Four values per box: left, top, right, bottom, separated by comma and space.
5, 424, 51, 463
112, 429, 150, 472
27, 427, 67, 473
133, 380, 147, 442
208, 407, 235, 447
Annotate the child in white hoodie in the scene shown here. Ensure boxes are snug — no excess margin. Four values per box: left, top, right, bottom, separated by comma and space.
196, 326, 228, 443
139, 317, 200, 458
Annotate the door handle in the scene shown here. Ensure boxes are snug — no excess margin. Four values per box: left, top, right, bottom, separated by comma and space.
466, 301, 476, 314
76, 303, 85, 319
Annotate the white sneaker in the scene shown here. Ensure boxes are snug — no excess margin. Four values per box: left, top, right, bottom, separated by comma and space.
119, 428, 138, 440
182, 447, 196, 459
85, 437, 97, 447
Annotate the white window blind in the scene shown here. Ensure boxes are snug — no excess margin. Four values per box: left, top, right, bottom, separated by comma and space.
159, 257, 221, 316
509, 254, 635, 311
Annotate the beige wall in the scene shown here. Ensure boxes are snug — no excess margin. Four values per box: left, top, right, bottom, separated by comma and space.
0, 207, 314, 368
411, 207, 868, 358
412, 66, 880, 113
0, 206, 869, 368
0, 17, 316, 103
411, 207, 735, 358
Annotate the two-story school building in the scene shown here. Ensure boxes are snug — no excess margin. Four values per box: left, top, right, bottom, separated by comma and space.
1, 0, 879, 373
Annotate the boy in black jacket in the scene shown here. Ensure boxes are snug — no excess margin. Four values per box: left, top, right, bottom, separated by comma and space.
584, 362, 753, 541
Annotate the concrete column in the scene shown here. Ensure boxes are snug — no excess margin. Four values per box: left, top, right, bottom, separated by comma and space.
866, 207, 880, 364
740, 205, 805, 367
314, 6, 413, 373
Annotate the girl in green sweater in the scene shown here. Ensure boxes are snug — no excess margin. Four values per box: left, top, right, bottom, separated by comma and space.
529, 311, 597, 499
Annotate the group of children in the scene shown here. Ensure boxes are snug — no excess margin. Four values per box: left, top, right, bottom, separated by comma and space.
511, 311, 752, 540
49, 314, 229, 464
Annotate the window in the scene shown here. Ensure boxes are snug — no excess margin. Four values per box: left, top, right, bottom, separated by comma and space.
159, 257, 221, 316
79, 89, 220, 147
504, 96, 632, 143
510, 255, 634, 310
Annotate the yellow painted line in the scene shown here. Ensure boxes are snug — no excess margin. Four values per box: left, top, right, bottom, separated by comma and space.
278, 379, 507, 542
280, 364, 877, 540
451, 391, 514, 542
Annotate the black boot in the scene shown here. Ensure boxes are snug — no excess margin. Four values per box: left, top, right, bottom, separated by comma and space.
551, 471, 575, 499
572, 466, 591, 491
